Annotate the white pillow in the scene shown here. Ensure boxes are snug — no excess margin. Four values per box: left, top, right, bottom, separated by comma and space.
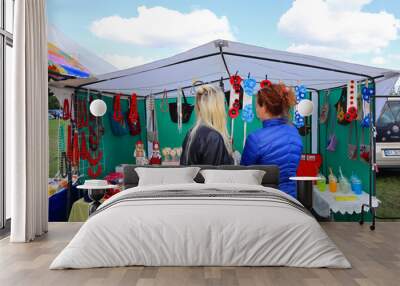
135, 167, 200, 186
200, 169, 266, 185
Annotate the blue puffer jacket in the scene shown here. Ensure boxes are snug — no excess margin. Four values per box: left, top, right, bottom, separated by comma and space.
241, 118, 303, 198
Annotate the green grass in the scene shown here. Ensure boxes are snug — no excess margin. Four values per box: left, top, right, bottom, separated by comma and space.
49, 119, 68, 177
376, 170, 400, 219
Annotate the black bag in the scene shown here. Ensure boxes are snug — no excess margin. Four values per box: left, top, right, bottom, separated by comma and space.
169, 89, 194, 123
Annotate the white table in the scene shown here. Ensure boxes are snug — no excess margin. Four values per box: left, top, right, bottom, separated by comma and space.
77, 184, 118, 214
313, 187, 380, 218
289, 176, 322, 210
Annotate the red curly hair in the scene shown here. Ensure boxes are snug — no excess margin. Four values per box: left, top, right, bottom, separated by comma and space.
256, 83, 296, 117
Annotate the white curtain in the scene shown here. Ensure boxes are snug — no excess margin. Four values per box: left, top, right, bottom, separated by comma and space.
6, 0, 48, 242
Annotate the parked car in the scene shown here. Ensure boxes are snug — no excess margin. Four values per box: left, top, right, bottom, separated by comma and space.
376, 98, 400, 168
49, 109, 63, 119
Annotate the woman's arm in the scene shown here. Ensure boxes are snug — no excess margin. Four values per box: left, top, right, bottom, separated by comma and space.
241, 133, 259, 165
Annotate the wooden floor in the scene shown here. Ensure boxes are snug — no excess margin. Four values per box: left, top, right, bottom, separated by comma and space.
0, 222, 399, 286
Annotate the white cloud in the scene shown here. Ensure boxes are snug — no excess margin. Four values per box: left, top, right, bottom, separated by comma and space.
102, 54, 152, 69
90, 6, 235, 49
371, 56, 386, 65
278, 0, 400, 57
287, 44, 352, 61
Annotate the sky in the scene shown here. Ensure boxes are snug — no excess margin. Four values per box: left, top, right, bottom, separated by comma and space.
47, 0, 400, 73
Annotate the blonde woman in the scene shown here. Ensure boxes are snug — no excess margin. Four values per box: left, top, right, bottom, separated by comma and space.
180, 84, 233, 165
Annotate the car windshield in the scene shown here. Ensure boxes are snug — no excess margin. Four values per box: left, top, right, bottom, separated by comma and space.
377, 101, 400, 127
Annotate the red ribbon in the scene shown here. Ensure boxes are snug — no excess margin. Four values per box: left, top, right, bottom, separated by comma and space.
80, 131, 89, 160
71, 130, 80, 167
63, 99, 71, 120
67, 125, 72, 161
88, 150, 103, 166
128, 93, 139, 125
113, 94, 123, 123
88, 164, 102, 178
77, 100, 88, 128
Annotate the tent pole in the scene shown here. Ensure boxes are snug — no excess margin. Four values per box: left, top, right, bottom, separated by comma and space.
221, 51, 382, 79
77, 52, 222, 89
218, 45, 231, 77
360, 78, 377, 230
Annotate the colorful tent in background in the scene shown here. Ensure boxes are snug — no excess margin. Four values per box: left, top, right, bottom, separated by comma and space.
48, 42, 91, 79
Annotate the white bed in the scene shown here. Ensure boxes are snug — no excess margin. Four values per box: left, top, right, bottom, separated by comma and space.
50, 183, 351, 269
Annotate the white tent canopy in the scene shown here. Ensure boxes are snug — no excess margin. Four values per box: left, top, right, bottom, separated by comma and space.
54, 40, 400, 97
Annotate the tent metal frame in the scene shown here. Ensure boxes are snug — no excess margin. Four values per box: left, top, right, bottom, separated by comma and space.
73, 43, 379, 230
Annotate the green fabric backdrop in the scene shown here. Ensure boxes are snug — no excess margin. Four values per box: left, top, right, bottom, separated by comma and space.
318, 87, 371, 195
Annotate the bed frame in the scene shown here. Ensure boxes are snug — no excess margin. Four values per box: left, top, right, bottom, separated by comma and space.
121, 165, 280, 189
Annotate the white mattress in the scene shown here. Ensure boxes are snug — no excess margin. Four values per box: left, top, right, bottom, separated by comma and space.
50, 183, 351, 269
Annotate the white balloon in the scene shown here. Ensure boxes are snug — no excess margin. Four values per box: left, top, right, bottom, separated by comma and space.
90, 99, 107, 117
297, 99, 314, 117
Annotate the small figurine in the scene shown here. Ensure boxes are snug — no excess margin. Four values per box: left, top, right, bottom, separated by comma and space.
134, 140, 148, 165
149, 141, 162, 165
169, 148, 177, 162
162, 147, 172, 162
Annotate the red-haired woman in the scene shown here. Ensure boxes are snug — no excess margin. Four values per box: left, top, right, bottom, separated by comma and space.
241, 83, 303, 198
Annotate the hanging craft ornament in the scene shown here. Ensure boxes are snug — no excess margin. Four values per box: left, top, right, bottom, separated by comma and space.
293, 84, 307, 129
326, 106, 338, 152
347, 121, 359, 160
243, 77, 257, 96
335, 88, 350, 125
80, 131, 89, 160
229, 74, 242, 94
320, 91, 330, 124
57, 123, 66, 178
63, 99, 71, 120
361, 79, 372, 128
229, 106, 239, 118
260, 79, 272, 89
87, 93, 104, 178
360, 127, 370, 163
295, 85, 307, 101
160, 89, 169, 113
228, 74, 243, 143
146, 93, 158, 143
297, 99, 314, 117
127, 93, 141, 136
345, 80, 358, 122
241, 74, 256, 148
71, 130, 80, 167
177, 88, 183, 134
88, 164, 102, 179
241, 104, 254, 123
112, 94, 123, 122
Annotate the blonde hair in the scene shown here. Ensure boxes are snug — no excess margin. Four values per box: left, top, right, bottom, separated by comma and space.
185, 84, 232, 160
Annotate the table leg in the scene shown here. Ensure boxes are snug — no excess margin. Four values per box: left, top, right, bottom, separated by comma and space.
297, 181, 313, 210
88, 189, 105, 215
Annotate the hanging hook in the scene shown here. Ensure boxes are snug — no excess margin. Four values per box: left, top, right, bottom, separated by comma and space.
248, 72, 251, 79
219, 77, 225, 92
